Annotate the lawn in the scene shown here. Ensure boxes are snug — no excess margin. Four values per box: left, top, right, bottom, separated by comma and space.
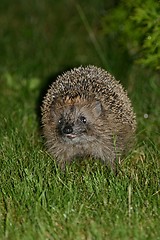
0, 1, 160, 239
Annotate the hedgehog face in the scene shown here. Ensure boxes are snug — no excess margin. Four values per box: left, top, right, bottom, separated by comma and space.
51, 98, 103, 145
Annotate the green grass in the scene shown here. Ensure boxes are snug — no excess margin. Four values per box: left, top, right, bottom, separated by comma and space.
0, 1, 160, 239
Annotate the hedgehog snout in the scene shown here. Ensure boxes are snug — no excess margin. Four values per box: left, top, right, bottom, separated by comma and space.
62, 124, 73, 135
58, 118, 88, 141
60, 122, 81, 141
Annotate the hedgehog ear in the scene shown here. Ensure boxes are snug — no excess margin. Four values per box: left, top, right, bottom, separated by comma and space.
92, 100, 102, 117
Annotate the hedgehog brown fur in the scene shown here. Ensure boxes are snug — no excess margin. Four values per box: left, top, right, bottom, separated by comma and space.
41, 65, 136, 170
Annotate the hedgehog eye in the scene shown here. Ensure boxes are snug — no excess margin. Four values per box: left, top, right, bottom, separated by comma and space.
79, 116, 87, 124
58, 117, 63, 125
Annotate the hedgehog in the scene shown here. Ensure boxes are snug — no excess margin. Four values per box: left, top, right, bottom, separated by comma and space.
41, 65, 136, 170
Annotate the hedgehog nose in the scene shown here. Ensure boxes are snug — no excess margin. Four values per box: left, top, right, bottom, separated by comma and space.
63, 124, 73, 134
